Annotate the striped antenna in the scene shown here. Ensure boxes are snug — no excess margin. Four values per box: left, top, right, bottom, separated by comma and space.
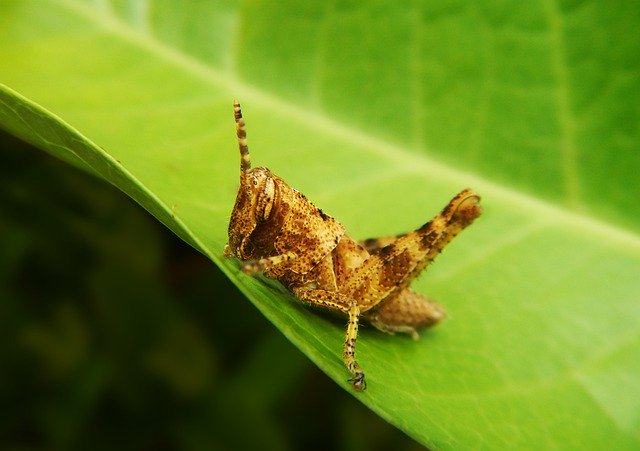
233, 100, 251, 174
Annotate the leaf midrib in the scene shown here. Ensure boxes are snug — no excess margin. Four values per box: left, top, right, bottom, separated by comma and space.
48, 0, 640, 252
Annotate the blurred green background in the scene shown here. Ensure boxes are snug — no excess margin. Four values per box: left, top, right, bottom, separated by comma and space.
0, 131, 423, 451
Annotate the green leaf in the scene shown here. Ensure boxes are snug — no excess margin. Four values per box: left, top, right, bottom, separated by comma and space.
1, 1, 639, 449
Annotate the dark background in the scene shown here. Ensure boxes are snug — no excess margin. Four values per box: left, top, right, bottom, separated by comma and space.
0, 130, 424, 451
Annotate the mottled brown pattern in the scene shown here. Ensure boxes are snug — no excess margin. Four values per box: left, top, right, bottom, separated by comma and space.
224, 101, 482, 391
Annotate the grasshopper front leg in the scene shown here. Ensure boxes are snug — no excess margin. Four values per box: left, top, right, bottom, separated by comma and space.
237, 252, 297, 275
292, 287, 366, 391
344, 303, 365, 391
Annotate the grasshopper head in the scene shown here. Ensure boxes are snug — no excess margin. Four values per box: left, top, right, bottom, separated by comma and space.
225, 167, 280, 260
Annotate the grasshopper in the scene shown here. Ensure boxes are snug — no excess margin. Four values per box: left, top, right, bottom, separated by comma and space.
224, 101, 482, 391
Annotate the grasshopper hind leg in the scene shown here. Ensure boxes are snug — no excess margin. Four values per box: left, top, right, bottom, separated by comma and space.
364, 289, 446, 340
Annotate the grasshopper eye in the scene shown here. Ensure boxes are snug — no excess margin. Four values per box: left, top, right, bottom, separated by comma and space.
255, 177, 275, 221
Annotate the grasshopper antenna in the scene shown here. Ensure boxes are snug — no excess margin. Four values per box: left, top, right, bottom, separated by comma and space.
233, 100, 251, 175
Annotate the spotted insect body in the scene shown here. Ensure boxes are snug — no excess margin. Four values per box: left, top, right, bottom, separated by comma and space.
224, 101, 482, 391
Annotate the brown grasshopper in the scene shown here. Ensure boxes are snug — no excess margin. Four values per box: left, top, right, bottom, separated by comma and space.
224, 101, 482, 391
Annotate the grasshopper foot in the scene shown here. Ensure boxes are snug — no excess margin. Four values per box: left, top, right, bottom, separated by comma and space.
349, 371, 367, 392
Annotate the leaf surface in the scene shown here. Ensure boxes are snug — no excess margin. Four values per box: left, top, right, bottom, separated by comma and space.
1, 1, 639, 449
